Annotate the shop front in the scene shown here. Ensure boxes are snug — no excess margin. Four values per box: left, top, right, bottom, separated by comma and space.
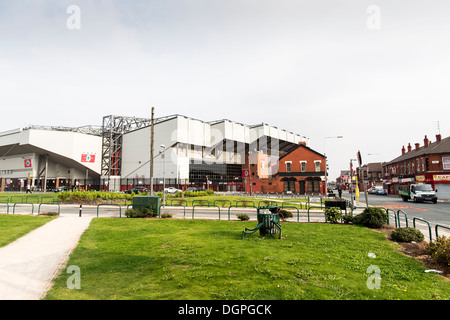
432, 174, 450, 199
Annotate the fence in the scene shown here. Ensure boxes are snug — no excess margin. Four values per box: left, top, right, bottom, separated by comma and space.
377, 207, 450, 242
3, 195, 449, 243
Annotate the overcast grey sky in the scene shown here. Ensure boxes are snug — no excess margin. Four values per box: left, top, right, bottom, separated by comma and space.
1, 0, 449, 180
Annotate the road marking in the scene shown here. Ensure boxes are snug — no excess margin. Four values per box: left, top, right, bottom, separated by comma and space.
374, 202, 429, 212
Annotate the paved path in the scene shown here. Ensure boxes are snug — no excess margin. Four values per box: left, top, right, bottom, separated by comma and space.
0, 216, 93, 300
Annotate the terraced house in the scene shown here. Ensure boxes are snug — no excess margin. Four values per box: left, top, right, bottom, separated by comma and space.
383, 134, 450, 199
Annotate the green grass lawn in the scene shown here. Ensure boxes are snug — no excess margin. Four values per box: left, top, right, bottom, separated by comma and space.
0, 215, 56, 247
44, 218, 450, 300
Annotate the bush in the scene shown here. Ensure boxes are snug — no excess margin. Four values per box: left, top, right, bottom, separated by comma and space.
124, 208, 143, 218
38, 212, 59, 216
161, 213, 172, 219
342, 215, 353, 224
237, 214, 250, 221
125, 206, 157, 218
183, 190, 215, 198
426, 236, 450, 267
352, 207, 387, 228
278, 209, 293, 220
390, 227, 424, 242
58, 190, 134, 203
324, 207, 343, 224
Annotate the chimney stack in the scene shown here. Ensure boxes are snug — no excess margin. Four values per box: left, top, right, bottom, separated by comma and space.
401, 146, 406, 155
424, 135, 429, 148
415, 143, 420, 150
436, 134, 442, 142
407, 143, 412, 152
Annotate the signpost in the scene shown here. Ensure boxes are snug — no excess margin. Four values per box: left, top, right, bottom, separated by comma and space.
357, 150, 369, 208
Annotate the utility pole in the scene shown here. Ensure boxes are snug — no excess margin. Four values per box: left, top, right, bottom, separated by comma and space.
150, 107, 155, 195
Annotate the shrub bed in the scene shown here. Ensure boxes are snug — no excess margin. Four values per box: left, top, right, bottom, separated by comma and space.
278, 209, 293, 220
236, 214, 250, 221
352, 207, 387, 228
125, 206, 158, 218
391, 227, 424, 242
426, 236, 450, 270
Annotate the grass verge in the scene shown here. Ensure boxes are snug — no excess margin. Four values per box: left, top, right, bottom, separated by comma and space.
44, 219, 450, 300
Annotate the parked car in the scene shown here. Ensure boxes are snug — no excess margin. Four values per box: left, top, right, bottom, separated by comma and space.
185, 187, 206, 192
368, 187, 378, 195
124, 187, 148, 194
164, 187, 182, 194
375, 186, 387, 195
54, 186, 71, 192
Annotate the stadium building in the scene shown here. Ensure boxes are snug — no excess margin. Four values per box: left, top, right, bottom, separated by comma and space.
0, 114, 310, 193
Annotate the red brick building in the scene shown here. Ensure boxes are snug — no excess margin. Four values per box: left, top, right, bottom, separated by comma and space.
245, 143, 326, 194
383, 134, 450, 199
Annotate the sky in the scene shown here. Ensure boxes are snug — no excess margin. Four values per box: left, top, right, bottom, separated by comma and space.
1, 0, 449, 180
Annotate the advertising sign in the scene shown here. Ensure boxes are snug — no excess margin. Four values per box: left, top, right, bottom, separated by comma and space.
433, 174, 450, 182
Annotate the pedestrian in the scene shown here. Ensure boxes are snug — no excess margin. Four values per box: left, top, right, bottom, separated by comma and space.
26, 184, 32, 194
338, 187, 342, 198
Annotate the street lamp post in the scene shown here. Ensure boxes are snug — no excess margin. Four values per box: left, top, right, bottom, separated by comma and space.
160, 144, 167, 207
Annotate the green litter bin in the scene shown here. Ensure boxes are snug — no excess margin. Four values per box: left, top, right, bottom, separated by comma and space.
242, 206, 282, 239
132, 196, 161, 215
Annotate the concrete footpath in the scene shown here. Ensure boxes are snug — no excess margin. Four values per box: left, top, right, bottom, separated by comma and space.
0, 216, 93, 300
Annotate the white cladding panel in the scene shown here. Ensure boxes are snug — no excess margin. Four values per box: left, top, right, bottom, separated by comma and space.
121, 117, 190, 180
0, 154, 37, 179
121, 126, 150, 178
176, 117, 210, 147
27, 130, 102, 173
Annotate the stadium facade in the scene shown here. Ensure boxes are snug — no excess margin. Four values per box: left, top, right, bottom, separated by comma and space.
0, 114, 310, 193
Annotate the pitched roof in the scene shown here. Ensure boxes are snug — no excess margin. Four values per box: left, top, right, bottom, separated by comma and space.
385, 135, 450, 165
279, 143, 325, 161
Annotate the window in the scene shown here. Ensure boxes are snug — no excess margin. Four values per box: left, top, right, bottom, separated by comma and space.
443, 157, 450, 170
285, 161, 292, 172
421, 158, 425, 172
300, 161, 306, 172
283, 180, 295, 191
314, 161, 321, 172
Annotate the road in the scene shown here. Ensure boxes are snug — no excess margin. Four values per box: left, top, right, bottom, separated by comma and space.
340, 191, 450, 225
340, 191, 450, 239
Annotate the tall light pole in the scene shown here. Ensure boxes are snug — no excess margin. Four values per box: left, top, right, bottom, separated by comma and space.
323, 136, 343, 195
160, 144, 167, 207
350, 158, 357, 207
150, 107, 155, 195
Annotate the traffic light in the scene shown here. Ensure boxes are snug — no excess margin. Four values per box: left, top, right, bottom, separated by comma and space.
425, 158, 429, 171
